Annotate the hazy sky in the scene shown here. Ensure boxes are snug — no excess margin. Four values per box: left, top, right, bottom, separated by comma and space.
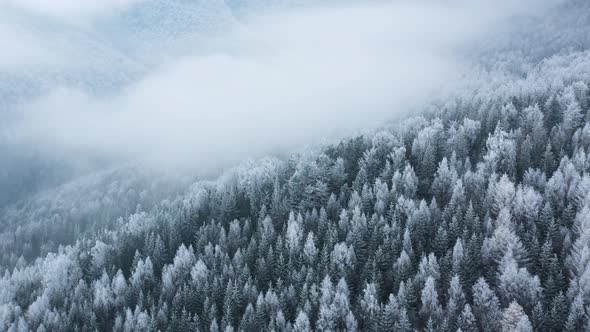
1, 0, 560, 172
0, 0, 144, 21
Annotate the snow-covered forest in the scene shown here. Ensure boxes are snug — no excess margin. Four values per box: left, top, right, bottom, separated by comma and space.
2, 0, 590, 331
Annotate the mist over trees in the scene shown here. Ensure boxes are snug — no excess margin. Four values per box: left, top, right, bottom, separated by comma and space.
2, 0, 590, 331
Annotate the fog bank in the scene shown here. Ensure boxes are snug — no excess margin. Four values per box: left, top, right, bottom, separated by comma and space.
4, 0, 560, 172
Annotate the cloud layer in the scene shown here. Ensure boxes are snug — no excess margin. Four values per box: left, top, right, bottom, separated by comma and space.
0, 0, 144, 21
4, 0, 559, 172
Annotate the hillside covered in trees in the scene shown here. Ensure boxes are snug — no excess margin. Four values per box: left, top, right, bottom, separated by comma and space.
3, 0, 590, 331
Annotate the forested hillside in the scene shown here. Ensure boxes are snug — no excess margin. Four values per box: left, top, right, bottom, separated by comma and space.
2, 1, 590, 331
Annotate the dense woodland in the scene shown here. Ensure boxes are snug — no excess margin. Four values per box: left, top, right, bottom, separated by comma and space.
3, 1, 590, 331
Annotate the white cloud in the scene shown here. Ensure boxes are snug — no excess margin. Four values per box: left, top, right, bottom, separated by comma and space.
0, 0, 144, 21
0, 23, 64, 70
7, 0, 561, 172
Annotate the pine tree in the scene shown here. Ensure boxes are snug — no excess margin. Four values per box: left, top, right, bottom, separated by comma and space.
446, 274, 466, 330
457, 304, 478, 332
419, 277, 442, 327
472, 278, 501, 332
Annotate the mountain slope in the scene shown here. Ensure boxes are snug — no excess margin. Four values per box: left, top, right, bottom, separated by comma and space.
1, 1, 590, 331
